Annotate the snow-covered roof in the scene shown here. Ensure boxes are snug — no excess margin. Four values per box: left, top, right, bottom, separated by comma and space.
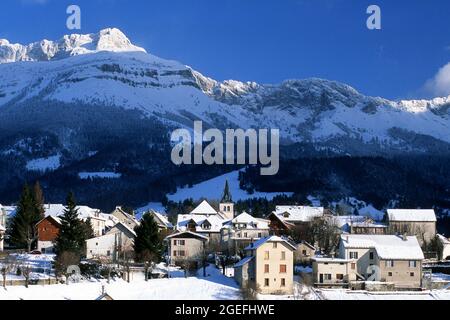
43, 204, 108, 221
274, 206, 324, 222
165, 231, 208, 241
244, 236, 297, 251
437, 234, 450, 245
341, 235, 424, 260
177, 214, 225, 233
0, 225, 5, 231
332, 215, 369, 228
387, 209, 437, 222
227, 212, 269, 230
150, 210, 173, 229
234, 256, 254, 268
189, 200, 218, 215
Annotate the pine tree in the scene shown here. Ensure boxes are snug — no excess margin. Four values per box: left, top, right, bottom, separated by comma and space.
133, 212, 162, 263
82, 217, 95, 240
33, 181, 45, 220
10, 184, 42, 251
54, 192, 87, 259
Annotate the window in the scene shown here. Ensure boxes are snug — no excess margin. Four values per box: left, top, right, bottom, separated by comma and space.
244, 232, 248, 238
281, 251, 286, 260
173, 251, 177, 257
325, 274, 332, 281
280, 265, 287, 273
258, 233, 262, 238
351, 263, 356, 270
336, 274, 344, 280
388, 272, 393, 277
281, 278, 286, 287
273, 242, 278, 249
369, 252, 374, 260
264, 264, 270, 273
264, 251, 270, 260
386, 260, 395, 268
409, 261, 417, 268
264, 279, 269, 287
410, 272, 415, 277
107, 250, 111, 257
349, 252, 358, 259
302, 250, 307, 256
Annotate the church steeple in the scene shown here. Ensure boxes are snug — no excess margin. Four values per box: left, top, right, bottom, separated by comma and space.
221, 180, 232, 203
220, 180, 234, 220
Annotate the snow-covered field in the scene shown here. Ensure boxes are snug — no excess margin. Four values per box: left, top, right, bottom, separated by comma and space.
78, 172, 122, 180
0, 265, 241, 301
26, 155, 61, 172
319, 289, 450, 300
167, 170, 293, 202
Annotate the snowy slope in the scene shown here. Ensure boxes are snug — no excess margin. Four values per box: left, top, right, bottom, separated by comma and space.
167, 170, 293, 202
0, 28, 449, 156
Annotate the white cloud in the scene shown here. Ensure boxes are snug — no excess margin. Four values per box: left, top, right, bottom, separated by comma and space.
424, 62, 450, 97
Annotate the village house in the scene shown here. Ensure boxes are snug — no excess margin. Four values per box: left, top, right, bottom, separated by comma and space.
267, 206, 325, 236
234, 236, 296, 295
437, 234, 450, 261
165, 231, 208, 267
42, 204, 112, 237
36, 216, 62, 253
294, 241, 316, 264
176, 200, 227, 245
350, 219, 387, 235
147, 210, 173, 232
312, 257, 358, 287
313, 234, 425, 289
110, 206, 139, 230
387, 209, 437, 245
86, 222, 136, 260
221, 212, 270, 254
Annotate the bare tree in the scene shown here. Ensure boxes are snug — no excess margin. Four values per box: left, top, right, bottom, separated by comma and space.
139, 250, 158, 281
1, 255, 17, 289
20, 263, 32, 288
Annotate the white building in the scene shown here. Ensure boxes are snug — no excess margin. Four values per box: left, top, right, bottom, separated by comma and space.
176, 200, 228, 244
221, 212, 270, 254
86, 222, 136, 260
273, 206, 325, 225
437, 234, 450, 261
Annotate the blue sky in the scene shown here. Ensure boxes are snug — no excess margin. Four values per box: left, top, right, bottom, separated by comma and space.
1, 0, 450, 100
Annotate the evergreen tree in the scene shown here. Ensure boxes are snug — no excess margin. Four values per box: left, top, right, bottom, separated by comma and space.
82, 217, 95, 240
33, 181, 45, 219
133, 212, 163, 262
54, 192, 87, 259
10, 184, 42, 251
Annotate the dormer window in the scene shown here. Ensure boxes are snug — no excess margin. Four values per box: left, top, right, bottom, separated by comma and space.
283, 212, 290, 218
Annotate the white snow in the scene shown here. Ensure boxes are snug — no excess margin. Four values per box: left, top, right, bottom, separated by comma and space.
387, 209, 437, 222
341, 234, 425, 260
26, 155, 61, 172
0, 265, 241, 300
135, 202, 166, 218
167, 170, 293, 202
78, 172, 122, 180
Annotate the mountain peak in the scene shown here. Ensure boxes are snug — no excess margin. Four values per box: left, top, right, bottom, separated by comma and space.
0, 28, 146, 64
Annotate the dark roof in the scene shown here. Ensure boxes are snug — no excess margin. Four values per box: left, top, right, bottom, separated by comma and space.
221, 180, 233, 203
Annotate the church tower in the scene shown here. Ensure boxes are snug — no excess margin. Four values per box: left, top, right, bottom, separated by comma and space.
219, 180, 234, 220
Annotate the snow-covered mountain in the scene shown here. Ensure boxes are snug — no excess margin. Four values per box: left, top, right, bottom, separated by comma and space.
1, 28, 449, 158
0, 28, 449, 209
0, 28, 145, 63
